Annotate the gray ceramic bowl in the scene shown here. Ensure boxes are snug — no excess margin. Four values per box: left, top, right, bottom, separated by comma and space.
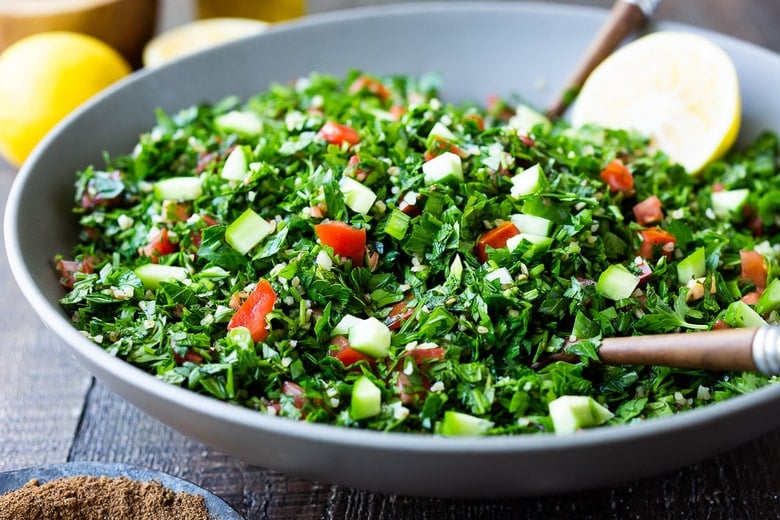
6, 2, 780, 498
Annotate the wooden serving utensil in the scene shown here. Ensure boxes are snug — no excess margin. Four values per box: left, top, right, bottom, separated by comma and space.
596, 326, 780, 375
546, 0, 662, 119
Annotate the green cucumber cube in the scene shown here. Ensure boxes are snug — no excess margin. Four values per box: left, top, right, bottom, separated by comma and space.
755, 278, 780, 315
214, 110, 263, 135
597, 264, 641, 301
440, 411, 493, 436
134, 264, 188, 290
221, 146, 249, 181
332, 313, 362, 336
677, 247, 706, 284
506, 233, 552, 252
423, 151, 463, 185
510, 213, 553, 236
509, 104, 551, 135
711, 188, 749, 219
723, 300, 767, 328
225, 208, 275, 254
510, 163, 546, 198
351, 376, 382, 420
153, 176, 203, 201
427, 121, 457, 144
348, 316, 391, 359
549, 395, 613, 434
340, 176, 377, 214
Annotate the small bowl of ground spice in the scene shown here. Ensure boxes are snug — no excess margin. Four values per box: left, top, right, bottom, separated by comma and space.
0, 461, 243, 520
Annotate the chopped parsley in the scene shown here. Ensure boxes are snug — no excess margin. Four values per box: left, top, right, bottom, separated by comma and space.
56, 70, 779, 435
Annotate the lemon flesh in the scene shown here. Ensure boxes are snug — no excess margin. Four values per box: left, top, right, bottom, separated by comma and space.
143, 18, 269, 69
570, 31, 741, 174
0, 32, 130, 167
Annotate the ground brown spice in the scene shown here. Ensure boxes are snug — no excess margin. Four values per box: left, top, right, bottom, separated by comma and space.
0, 474, 212, 520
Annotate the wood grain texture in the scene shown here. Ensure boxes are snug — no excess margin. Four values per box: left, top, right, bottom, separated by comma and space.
2, 1, 780, 518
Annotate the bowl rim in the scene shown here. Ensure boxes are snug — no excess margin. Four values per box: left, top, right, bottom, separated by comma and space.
5, 0, 780, 458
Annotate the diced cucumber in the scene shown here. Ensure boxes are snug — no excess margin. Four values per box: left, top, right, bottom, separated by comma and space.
332, 313, 362, 336
756, 278, 780, 315
508, 104, 551, 135
549, 395, 614, 435
596, 264, 640, 301
723, 300, 767, 328
711, 188, 749, 219
225, 208, 275, 255
348, 316, 392, 359
510, 213, 553, 237
214, 110, 263, 135
509, 163, 546, 198
422, 151, 463, 185
221, 146, 249, 181
677, 247, 706, 284
427, 121, 457, 144
384, 208, 411, 240
440, 410, 493, 436
506, 233, 552, 252
351, 376, 382, 420
485, 267, 513, 285
340, 176, 377, 214
134, 263, 188, 290
153, 176, 202, 201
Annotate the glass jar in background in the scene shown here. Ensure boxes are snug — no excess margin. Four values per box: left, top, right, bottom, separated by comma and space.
197, 0, 306, 22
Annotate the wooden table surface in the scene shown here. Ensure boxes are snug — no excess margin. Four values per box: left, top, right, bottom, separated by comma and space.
2, 1, 779, 518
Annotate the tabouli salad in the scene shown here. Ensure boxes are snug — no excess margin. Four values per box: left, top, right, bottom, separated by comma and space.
56, 70, 779, 435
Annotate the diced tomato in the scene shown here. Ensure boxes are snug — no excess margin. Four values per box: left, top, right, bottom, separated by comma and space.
740, 250, 767, 290
318, 120, 360, 147
314, 221, 367, 267
424, 136, 467, 161
600, 159, 635, 195
173, 349, 204, 365
385, 297, 415, 331
396, 371, 430, 405
633, 257, 654, 284
329, 335, 376, 367
56, 256, 97, 289
398, 191, 423, 217
348, 75, 391, 101
402, 345, 446, 364
518, 135, 536, 147
139, 228, 177, 262
463, 113, 485, 131
476, 222, 520, 263
632, 195, 664, 226
637, 228, 676, 260
712, 319, 731, 330
741, 290, 763, 305
281, 381, 308, 409
227, 279, 277, 343
346, 154, 370, 181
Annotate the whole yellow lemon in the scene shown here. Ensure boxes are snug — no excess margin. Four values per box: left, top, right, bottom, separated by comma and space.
0, 31, 131, 167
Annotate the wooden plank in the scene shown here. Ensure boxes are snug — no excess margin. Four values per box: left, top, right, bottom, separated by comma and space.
0, 169, 93, 471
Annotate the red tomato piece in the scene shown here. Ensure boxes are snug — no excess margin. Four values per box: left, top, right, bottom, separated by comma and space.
637, 228, 677, 260
463, 113, 485, 131
56, 256, 96, 289
740, 250, 768, 290
632, 195, 664, 226
139, 228, 177, 262
600, 159, 635, 195
348, 75, 391, 101
173, 349, 205, 365
396, 371, 430, 405
227, 279, 277, 343
389, 105, 406, 120
318, 120, 360, 147
281, 381, 308, 410
633, 257, 654, 284
403, 345, 446, 364
329, 335, 376, 367
476, 222, 520, 263
741, 290, 763, 305
314, 221, 367, 267
385, 297, 415, 331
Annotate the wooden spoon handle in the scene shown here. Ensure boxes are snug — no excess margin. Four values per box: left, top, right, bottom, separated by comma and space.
599, 326, 780, 374
546, 0, 661, 119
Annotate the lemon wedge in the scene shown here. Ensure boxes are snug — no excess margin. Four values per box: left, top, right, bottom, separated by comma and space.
570, 31, 741, 174
142, 18, 270, 68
